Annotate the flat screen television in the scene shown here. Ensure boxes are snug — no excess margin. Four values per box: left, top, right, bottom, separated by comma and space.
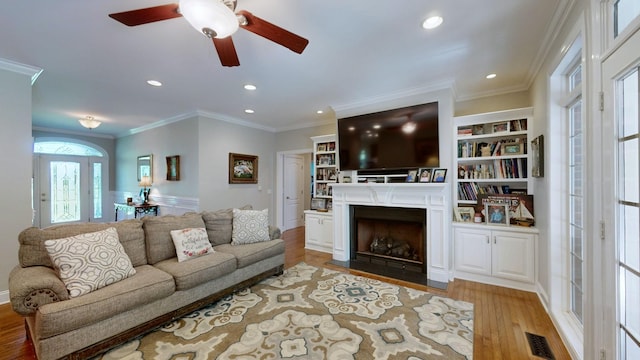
338, 101, 439, 172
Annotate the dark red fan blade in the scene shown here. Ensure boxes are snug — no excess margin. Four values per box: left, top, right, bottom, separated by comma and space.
109, 4, 181, 26
213, 37, 240, 67
237, 10, 309, 54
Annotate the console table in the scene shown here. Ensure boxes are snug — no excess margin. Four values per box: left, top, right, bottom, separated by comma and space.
114, 203, 159, 221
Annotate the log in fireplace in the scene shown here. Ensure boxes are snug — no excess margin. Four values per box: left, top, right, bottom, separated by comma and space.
349, 205, 429, 284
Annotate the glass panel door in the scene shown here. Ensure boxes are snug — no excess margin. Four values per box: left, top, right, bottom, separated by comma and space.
38, 155, 94, 227
617, 69, 640, 360
603, 26, 640, 359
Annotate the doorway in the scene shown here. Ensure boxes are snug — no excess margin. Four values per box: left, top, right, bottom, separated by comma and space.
33, 140, 108, 228
602, 25, 640, 359
276, 150, 312, 231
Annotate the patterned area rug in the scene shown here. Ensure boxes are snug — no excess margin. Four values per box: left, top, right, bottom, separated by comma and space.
98, 263, 473, 359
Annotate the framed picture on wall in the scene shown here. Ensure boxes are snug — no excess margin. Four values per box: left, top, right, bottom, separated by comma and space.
229, 153, 258, 184
166, 155, 180, 181
531, 135, 544, 177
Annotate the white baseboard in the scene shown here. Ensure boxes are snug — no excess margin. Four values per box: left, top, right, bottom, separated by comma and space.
0, 289, 9, 305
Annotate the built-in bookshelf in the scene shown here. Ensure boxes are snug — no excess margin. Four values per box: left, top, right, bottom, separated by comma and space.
452, 108, 537, 290
453, 108, 533, 206
311, 135, 337, 203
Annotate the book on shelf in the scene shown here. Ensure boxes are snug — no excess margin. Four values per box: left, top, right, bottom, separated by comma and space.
458, 126, 473, 136
457, 182, 514, 201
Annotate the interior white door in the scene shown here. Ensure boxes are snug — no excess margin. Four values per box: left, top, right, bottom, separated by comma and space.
283, 154, 305, 231
602, 27, 640, 360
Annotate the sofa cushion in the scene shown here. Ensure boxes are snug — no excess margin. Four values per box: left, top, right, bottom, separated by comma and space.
44, 228, 136, 298
18, 220, 146, 268
201, 205, 252, 246
35, 265, 175, 339
215, 239, 285, 269
143, 213, 206, 264
170, 228, 214, 262
231, 208, 270, 245
153, 252, 237, 291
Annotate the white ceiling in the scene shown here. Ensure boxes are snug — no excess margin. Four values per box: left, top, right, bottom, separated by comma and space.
0, 0, 570, 137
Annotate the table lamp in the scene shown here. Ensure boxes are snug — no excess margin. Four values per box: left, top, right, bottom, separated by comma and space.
139, 176, 152, 204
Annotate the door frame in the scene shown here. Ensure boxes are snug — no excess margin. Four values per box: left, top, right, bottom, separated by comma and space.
32, 138, 110, 228
275, 148, 312, 230
600, 24, 640, 360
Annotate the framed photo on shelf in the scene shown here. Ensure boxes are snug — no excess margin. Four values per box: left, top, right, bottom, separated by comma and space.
454, 207, 475, 222
531, 135, 544, 177
310, 198, 326, 210
492, 122, 509, 133
229, 153, 258, 184
317, 143, 327, 152
485, 203, 509, 226
501, 142, 525, 155
432, 169, 447, 182
406, 169, 418, 182
476, 193, 535, 226
418, 168, 432, 182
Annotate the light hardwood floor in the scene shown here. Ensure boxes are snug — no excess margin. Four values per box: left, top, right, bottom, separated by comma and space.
0, 227, 570, 360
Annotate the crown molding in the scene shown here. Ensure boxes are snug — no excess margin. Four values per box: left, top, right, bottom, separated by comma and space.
118, 109, 277, 138
0, 58, 43, 85
196, 110, 276, 133
332, 81, 455, 119
33, 126, 116, 139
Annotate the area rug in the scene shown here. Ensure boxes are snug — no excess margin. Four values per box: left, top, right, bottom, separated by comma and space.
98, 263, 473, 359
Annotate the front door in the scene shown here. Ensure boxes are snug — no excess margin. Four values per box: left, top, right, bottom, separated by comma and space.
36, 154, 104, 228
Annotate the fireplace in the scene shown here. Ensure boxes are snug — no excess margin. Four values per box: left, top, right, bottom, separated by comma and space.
350, 205, 426, 277
330, 183, 451, 288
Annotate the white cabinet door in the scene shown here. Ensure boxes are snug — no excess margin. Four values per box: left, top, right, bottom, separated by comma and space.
492, 231, 535, 283
305, 212, 333, 253
454, 227, 492, 276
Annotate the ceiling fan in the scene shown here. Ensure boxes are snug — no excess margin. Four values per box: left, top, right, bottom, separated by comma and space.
109, 0, 309, 67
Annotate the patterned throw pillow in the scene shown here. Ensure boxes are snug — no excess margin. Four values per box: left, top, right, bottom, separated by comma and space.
169, 227, 214, 262
44, 227, 136, 298
231, 208, 270, 245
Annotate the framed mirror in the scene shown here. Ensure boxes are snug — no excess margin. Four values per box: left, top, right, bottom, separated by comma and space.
137, 155, 153, 182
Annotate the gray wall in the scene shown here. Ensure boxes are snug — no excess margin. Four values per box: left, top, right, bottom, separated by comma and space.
530, 1, 587, 306
197, 116, 276, 212
115, 115, 277, 217
0, 66, 36, 296
116, 117, 200, 200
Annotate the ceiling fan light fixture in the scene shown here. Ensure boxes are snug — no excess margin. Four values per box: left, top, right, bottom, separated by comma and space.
179, 0, 239, 38
79, 116, 101, 129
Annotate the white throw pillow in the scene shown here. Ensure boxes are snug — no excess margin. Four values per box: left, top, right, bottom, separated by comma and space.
231, 208, 270, 245
170, 227, 214, 262
44, 227, 136, 298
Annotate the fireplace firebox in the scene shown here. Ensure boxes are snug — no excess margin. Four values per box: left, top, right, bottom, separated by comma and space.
349, 205, 428, 284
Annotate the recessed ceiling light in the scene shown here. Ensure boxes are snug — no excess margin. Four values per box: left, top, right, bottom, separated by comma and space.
317, 110, 324, 114
147, 80, 162, 87
486, 73, 497, 79
373, 124, 381, 129
244, 109, 255, 114
244, 84, 257, 90
422, 16, 443, 30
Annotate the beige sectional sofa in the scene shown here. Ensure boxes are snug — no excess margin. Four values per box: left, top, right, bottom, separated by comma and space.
8, 208, 285, 360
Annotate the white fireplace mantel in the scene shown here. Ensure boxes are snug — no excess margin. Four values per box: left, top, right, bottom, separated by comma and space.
331, 183, 451, 283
